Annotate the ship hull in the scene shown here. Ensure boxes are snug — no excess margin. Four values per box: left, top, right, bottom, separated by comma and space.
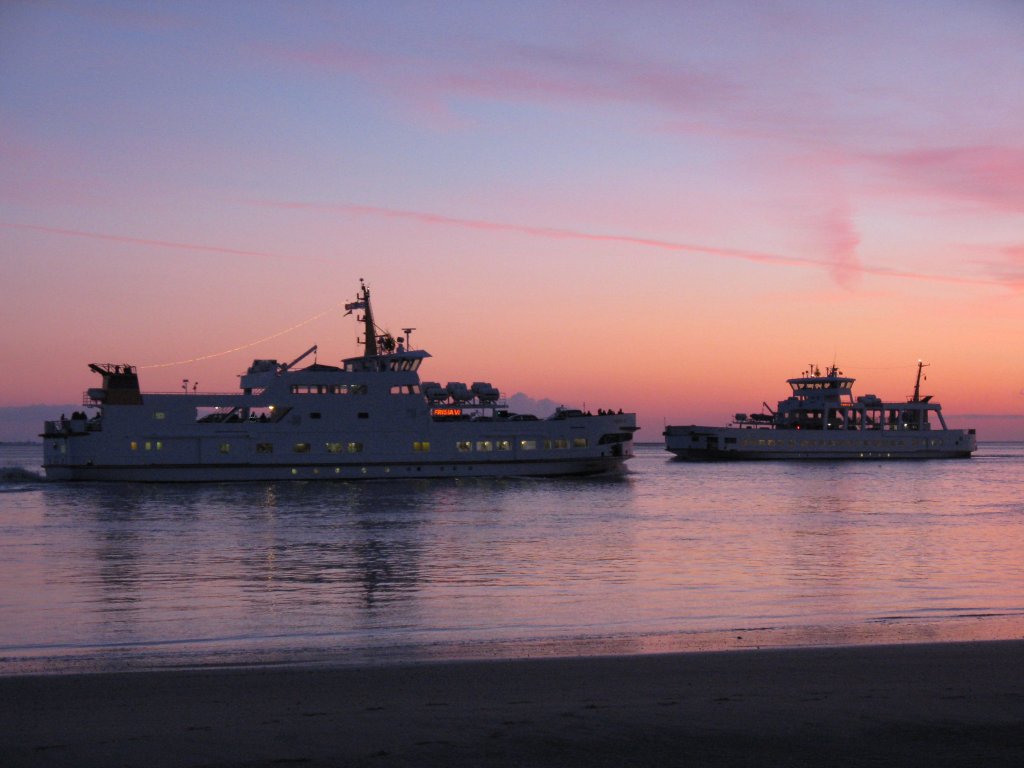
664, 425, 976, 461
43, 455, 628, 482
43, 409, 637, 482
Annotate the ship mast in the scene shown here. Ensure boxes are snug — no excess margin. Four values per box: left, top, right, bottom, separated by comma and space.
911, 360, 929, 402
344, 279, 378, 357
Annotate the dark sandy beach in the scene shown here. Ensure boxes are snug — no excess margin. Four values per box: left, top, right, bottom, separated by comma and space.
3, 640, 1023, 767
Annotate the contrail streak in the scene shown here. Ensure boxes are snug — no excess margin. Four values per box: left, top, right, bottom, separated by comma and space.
3, 223, 291, 261
138, 304, 344, 369
248, 199, 1006, 288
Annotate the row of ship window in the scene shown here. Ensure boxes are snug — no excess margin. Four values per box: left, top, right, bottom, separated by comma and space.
287, 384, 420, 395
129, 438, 590, 454
128, 440, 365, 453
736, 437, 943, 448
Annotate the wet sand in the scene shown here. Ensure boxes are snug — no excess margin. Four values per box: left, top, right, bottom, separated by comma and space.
3, 640, 1023, 767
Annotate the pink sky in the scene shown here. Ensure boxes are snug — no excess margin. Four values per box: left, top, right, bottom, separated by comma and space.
1, 1, 1022, 440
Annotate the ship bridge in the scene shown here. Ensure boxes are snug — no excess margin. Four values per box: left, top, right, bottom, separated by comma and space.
785, 365, 855, 405
342, 349, 430, 373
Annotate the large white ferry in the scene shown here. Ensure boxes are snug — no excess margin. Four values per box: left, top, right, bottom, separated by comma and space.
43, 281, 638, 481
664, 363, 976, 460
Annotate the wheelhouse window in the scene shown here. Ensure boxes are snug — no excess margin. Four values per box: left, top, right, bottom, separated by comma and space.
197, 406, 286, 423
391, 357, 422, 372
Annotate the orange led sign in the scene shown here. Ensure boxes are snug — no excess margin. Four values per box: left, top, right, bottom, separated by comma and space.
432, 407, 463, 417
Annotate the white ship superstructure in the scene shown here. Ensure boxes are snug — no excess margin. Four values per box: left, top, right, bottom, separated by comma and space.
664, 363, 975, 460
43, 281, 637, 481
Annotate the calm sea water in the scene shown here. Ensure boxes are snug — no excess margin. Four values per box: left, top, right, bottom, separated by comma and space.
2, 442, 1023, 674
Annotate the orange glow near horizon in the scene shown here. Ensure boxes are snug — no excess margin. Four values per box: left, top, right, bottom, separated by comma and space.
1, 270, 1019, 440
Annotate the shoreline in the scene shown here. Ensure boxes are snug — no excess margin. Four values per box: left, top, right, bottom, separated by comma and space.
3, 639, 1023, 767
5, 611, 1024, 678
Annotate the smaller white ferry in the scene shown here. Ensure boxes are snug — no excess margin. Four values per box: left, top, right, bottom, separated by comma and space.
664, 363, 976, 460
43, 281, 638, 481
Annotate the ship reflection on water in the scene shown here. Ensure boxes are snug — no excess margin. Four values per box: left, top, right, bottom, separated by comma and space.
2, 443, 1023, 673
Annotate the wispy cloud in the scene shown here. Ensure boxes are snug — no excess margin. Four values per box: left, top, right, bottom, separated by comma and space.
447, 40, 741, 112
247, 33, 1022, 289
822, 204, 862, 289
869, 146, 1024, 213
969, 244, 1024, 291
246, 198, 1007, 289
7, 208, 1011, 291
248, 34, 746, 132
248, 197, 828, 266
787, 181, 864, 289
